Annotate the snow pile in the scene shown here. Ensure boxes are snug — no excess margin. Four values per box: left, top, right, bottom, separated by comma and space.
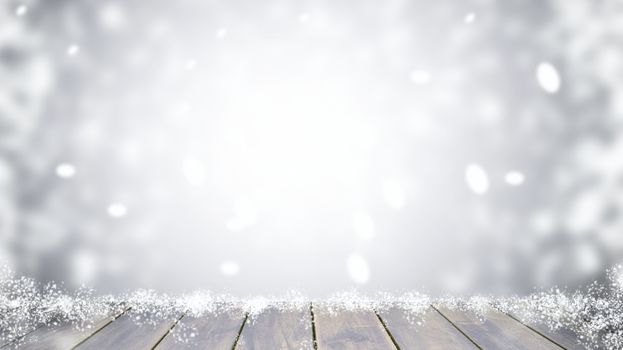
1, 265, 623, 348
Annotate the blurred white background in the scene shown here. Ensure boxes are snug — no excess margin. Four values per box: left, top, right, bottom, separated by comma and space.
1, 0, 623, 296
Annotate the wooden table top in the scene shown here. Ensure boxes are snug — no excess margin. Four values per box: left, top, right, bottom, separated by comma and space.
1, 303, 587, 349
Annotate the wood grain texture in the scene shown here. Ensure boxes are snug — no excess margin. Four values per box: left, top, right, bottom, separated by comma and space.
73, 311, 181, 350
236, 307, 313, 350
314, 306, 396, 350
506, 310, 587, 350
436, 306, 562, 350
0, 325, 41, 349
156, 311, 245, 350
378, 307, 478, 349
0, 315, 44, 348
6, 308, 126, 350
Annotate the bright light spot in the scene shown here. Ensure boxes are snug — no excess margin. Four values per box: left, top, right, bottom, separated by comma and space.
531, 211, 556, 235
220, 261, 239, 276
67, 44, 80, 56
346, 254, 370, 284
71, 250, 98, 284
15, 5, 28, 16
225, 198, 258, 232
98, 3, 126, 30
351, 212, 376, 241
505, 171, 525, 186
215, 27, 227, 39
207, 79, 371, 208
575, 243, 601, 275
182, 155, 206, 187
465, 163, 489, 195
185, 59, 197, 70
383, 179, 406, 210
565, 191, 603, 234
537, 62, 561, 94
478, 95, 503, 124
410, 70, 431, 85
464, 12, 476, 23
107, 203, 128, 218
299, 13, 310, 23
55, 163, 76, 178
616, 267, 623, 289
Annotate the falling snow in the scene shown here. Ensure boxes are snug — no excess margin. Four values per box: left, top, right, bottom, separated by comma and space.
3, 0, 623, 312
464, 12, 476, 24
298, 13, 310, 23
107, 203, 128, 218
465, 164, 489, 195
215, 27, 227, 39
351, 212, 376, 241
537, 62, 561, 94
220, 261, 240, 276
182, 155, 206, 187
15, 5, 27, 17
382, 179, 407, 209
409, 70, 431, 85
55, 163, 76, 178
346, 254, 370, 284
505, 171, 525, 186
66, 44, 80, 56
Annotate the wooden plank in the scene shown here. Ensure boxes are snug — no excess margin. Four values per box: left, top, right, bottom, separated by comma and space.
0, 310, 43, 348
378, 306, 479, 349
0, 325, 41, 348
155, 310, 246, 349
435, 306, 562, 350
5, 307, 127, 350
73, 310, 182, 350
505, 310, 587, 350
314, 305, 396, 350
235, 306, 313, 350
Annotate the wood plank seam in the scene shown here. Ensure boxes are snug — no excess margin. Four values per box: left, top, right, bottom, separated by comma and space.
150, 313, 186, 350
494, 307, 567, 350
310, 303, 318, 350
69, 306, 131, 350
373, 310, 401, 350
231, 312, 249, 350
0, 324, 45, 348
1, 305, 52, 348
431, 305, 483, 350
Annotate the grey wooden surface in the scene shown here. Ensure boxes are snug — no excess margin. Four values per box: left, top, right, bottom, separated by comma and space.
8, 307, 126, 350
1, 303, 589, 349
378, 306, 479, 349
156, 311, 245, 350
236, 307, 313, 350
436, 306, 563, 350
73, 310, 181, 350
313, 307, 396, 350
505, 310, 587, 350
0, 325, 42, 349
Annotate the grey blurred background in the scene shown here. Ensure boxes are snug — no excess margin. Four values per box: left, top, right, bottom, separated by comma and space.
1, 0, 622, 296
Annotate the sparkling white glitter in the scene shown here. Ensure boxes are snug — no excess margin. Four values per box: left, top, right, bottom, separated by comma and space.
1, 265, 622, 348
